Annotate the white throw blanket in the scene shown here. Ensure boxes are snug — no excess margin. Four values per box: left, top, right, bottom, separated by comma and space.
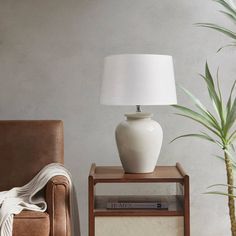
0, 163, 80, 236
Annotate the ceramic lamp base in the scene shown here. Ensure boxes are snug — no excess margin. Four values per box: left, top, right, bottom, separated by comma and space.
115, 112, 163, 173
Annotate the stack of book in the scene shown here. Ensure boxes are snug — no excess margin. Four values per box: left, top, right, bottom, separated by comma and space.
107, 198, 168, 210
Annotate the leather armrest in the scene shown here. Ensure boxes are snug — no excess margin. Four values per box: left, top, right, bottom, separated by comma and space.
45, 175, 71, 236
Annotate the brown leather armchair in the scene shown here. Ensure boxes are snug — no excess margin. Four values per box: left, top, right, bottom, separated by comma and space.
0, 120, 71, 236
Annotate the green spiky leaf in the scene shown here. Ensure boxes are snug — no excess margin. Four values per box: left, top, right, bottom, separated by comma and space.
225, 98, 236, 134
204, 63, 225, 125
173, 104, 222, 138
217, 42, 236, 52
226, 80, 236, 121
228, 129, 236, 143
197, 23, 236, 40
214, 0, 236, 18
204, 191, 236, 197
208, 184, 236, 189
171, 133, 219, 144
197, 0, 236, 52
220, 10, 236, 23
179, 85, 222, 132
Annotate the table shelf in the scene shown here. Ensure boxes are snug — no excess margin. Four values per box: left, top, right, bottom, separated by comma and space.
90, 163, 186, 184
94, 195, 183, 217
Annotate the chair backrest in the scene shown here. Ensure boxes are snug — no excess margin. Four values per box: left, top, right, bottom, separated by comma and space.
0, 120, 64, 191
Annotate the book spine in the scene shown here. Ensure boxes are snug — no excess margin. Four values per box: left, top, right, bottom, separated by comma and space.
107, 202, 168, 209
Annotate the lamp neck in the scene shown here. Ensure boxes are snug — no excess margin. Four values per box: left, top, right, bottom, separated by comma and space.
136, 105, 142, 112
125, 112, 153, 120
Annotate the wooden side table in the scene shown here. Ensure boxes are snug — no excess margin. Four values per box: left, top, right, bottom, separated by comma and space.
88, 163, 190, 236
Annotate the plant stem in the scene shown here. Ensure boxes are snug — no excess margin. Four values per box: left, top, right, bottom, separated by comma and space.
225, 150, 236, 236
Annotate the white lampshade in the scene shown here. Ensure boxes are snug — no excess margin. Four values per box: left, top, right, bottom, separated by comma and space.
100, 54, 177, 105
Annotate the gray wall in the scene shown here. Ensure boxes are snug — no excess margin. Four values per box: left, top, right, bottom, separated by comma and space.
1, 0, 236, 235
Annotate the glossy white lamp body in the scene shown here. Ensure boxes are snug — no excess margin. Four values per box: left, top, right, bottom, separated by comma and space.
100, 54, 177, 173
116, 113, 163, 173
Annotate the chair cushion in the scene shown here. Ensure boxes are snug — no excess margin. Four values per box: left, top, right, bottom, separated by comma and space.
13, 211, 50, 236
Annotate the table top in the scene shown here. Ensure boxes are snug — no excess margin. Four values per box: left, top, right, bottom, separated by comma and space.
89, 163, 188, 183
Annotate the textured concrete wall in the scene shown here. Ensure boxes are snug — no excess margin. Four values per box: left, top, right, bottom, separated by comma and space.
0, 0, 236, 235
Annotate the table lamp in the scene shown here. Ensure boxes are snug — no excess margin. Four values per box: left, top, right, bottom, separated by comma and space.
100, 54, 177, 173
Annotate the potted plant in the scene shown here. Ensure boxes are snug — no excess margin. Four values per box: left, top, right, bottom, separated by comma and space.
172, 0, 236, 235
